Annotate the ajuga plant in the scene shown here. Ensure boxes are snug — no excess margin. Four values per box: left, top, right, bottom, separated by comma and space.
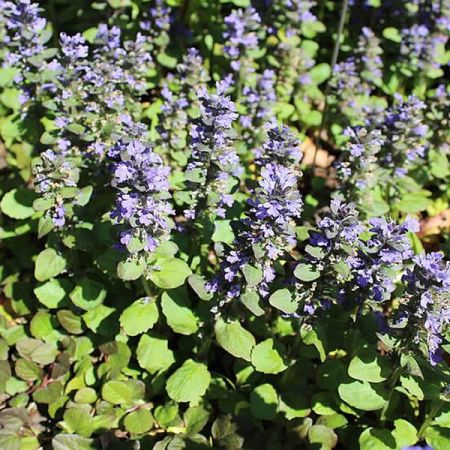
337, 94, 429, 217
156, 48, 210, 170
329, 27, 384, 128
182, 77, 240, 220
207, 125, 302, 315
0, 0, 51, 108
1, 0, 450, 449
31, 25, 152, 231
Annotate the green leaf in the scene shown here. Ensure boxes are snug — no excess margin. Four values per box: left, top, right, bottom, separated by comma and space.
308, 425, 338, 450
74, 387, 97, 404
348, 348, 391, 383
359, 428, 396, 450
136, 335, 175, 374
120, 298, 159, 336
184, 405, 210, 435
166, 359, 211, 403
338, 381, 388, 411
161, 289, 199, 335
215, 319, 256, 361
426, 426, 450, 450
34, 278, 71, 309
35, 248, 67, 282
251, 338, 287, 374
156, 52, 178, 68
269, 289, 298, 314
212, 220, 235, 244
241, 291, 264, 316
294, 263, 320, 282
150, 258, 192, 289
124, 409, 154, 434
102, 379, 145, 406
241, 265, 263, 287
188, 274, 213, 301
278, 391, 311, 419
309, 63, 331, 84
62, 408, 94, 437
33, 381, 63, 404
250, 384, 278, 420
57, 310, 84, 335
15, 358, 42, 381
52, 434, 95, 450
383, 27, 402, 43
30, 311, 57, 339
398, 193, 432, 213
70, 278, 106, 311
1, 188, 37, 219
83, 305, 115, 333
117, 260, 144, 281
392, 419, 417, 448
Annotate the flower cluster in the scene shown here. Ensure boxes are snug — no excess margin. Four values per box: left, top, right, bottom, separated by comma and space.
110, 122, 174, 260
140, 0, 172, 54
33, 150, 81, 228
184, 77, 239, 219
337, 95, 429, 207
330, 27, 383, 122
207, 126, 302, 313
377, 95, 428, 177
336, 127, 384, 193
239, 69, 277, 150
278, 0, 318, 36
0, 0, 49, 105
26, 23, 153, 234
396, 253, 450, 365
223, 7, 261, 74
157, 48, 210, 168
298, 199, 418, 314
254, 124, 300, 167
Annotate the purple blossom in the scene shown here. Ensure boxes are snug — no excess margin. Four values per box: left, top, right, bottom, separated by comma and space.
224, 8, 261, 72
184, 78, 239, 219
110, 129, 174, 258
399, 252, 450, 365
254, 124, 301, 167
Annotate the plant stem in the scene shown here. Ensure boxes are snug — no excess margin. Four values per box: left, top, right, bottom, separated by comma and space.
141, 276, 152, 298
380, 364, 404, 422
418, 400, 444, 439
313, 0, 350, 168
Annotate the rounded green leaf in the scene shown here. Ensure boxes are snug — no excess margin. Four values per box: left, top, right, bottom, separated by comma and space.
1, 188, 37, 219
338, 381, 388, 411
62, 407, 93, 437
251, 338, 287, 374
161, 290, 198, 335
250, 384, 278, 420
102, 379, 145, 406
294, 263, 320, 282
120, 298, 159, 336
166, 359, 211, 403
35, 248, 67, 282
70, 278, 106, 311
136, 335, 175, 374
34, 279, 71, 309
215, 319, 256, 361
30, 311, 57, 339
124, 409, 154, 434
74, 387, 97, 404
150, 258, 192, 289
117, 260, 144, 281
348, 348, 391, 383
52, 434, 95, 450
269, 289, 298, 314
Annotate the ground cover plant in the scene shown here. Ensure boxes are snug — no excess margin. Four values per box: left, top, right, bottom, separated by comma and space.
0, 0, 449, 449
